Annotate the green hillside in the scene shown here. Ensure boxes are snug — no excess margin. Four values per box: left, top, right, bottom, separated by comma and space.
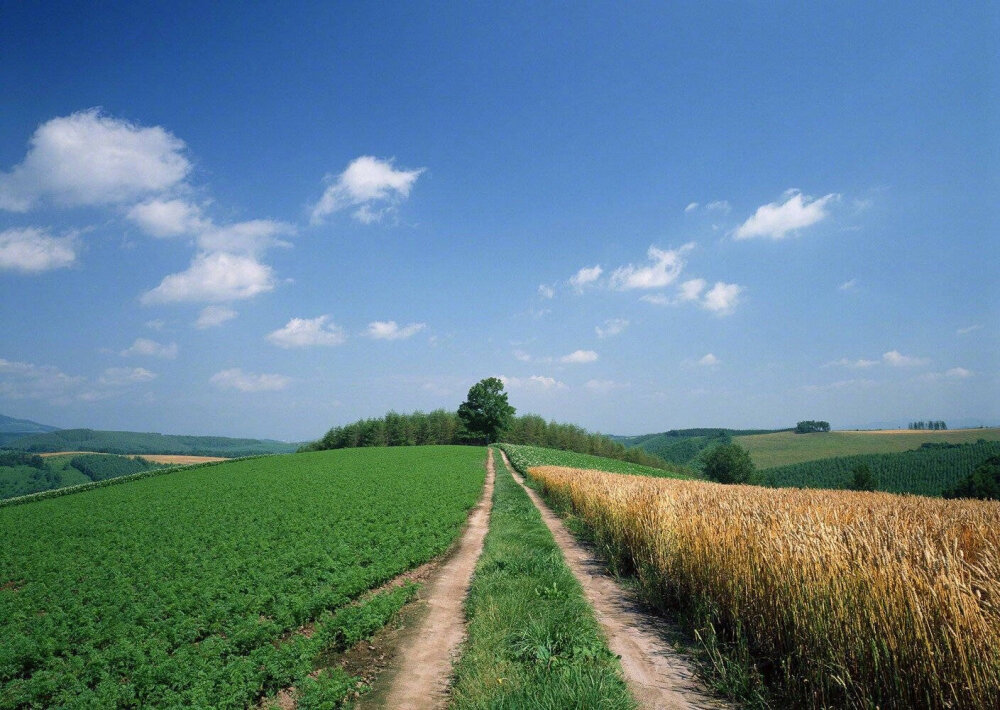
760, 440, 1000, 497
617, 427, 790, 469
2, 427, 299, 457
740, 428, 1000, 469
0, 414, 59, 447
0, 452, 169, 501
0, 446, 486, 708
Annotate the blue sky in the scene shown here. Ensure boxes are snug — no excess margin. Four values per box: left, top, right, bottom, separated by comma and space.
1, 2, 996, 440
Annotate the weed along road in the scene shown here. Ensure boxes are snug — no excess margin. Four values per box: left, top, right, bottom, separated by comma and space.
372, 449, 496, 709
498, 450, 727, 710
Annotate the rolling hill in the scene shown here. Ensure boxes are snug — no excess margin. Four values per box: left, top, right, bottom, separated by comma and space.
1, 428, 300, 458
0, 414, 59, 447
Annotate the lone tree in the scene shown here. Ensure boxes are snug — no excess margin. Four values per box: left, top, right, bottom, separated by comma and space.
457, 377, 516, 444
703, 443, 755, 484
850, 463, 878, 491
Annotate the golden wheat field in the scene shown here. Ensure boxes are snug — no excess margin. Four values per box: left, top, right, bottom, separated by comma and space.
530, 465, 1000, 709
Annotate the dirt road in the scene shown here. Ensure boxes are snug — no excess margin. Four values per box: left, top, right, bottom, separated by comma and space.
366, 448, 496, 709
498, 450, 727, 710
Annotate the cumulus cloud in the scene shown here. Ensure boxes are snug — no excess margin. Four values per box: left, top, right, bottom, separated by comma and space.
697, 353, 720, 366
701, 282, 741, 315
310, 156, 425, 225
142, 252, 275, 304
610, 244, 692, 290
677, 278, 707, 302
98, 367, 157, 386
195, 305, 237, 329
499, 374, 567, 390
210, 368, 290, 392
127, 198, 207, 237
366, 320, 426, 340
0, 227, 76, 272
0, 109, 190, 211
595, 318, 628, 339
882, 350, 929, 367
268, 315, 347, 348
120, 338, 178, 359
569, 265, 603, 292
560, 349, 598, 364
538, 284, 555, 299
734, 190, 839, 240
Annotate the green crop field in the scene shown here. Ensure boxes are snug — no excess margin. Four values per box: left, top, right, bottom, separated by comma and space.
500, 443, 694, 479
737, 428, 1000, 469
761, 440, 1000, 496
0, 446, 485, 708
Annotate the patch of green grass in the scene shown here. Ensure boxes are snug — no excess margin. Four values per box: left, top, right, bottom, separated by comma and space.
500, 443, 694, 479
738, 428, 1000, 469
448, 449, 634, 709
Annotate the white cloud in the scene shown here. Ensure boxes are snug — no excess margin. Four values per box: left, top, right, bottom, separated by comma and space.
0, 109, 190, 211
560, 349, 598, 364
698, 353, 720, 366
639, 293, 670, 305
838, 278, 858, 292
595, 318, 629, 339
538, 284, 555, 299
569, 265, 603, 292
499, 374, 567, 390
684, 202, 699, 213
197, 220, 294, 255
268, 315, 346, 348
678, 278, 707, 302
195, 305, 237, 329
701, 282, 741, 315
957, 324, 982, 335
0, 357, 85, 402
127, 199, 207, 237
310, 156, 425, 225
366, 320, 427, 340
706, 200, 731, 213
0, 227, 76, 272
882, 350, 929, 367
210, 368, 290, 392
145, 319, 165, 330
120, 337, 178, 359
585, 379, 626, 394
610, 244, 692, 290
802, 378, 877, 393
734, 190, 839, 240
142, 252, 275, 304
98, 367, 157, 386
826, 357, 879, 369
946, 367, 973, 378
513, 349, 532, 362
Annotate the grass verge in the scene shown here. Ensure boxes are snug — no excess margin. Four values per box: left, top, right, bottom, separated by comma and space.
448, 448, 634, 709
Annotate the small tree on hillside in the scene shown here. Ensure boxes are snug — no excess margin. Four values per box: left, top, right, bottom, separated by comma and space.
457, 377, 516, 444
703, 443, 755, 484
850, 463, 878, 491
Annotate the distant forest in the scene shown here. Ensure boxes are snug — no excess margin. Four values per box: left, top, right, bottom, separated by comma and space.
302, 410, 684, 473
2, 429, 300, 458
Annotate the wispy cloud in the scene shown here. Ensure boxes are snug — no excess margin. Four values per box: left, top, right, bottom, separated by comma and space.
946, 367, 973, 378
595, 318, 628, 339
883, 350, 930, 367
499, 374, 567, 391
734, 189, 839, 240
537, 284, 555, 299
569, 265, 603, 292
560, 349, 598, 364
826, 357, 880, 369
268, 315, 346, 348
585, 379, 627, 394
701, 282, 741, 315
957, 324, 982, 335
120, 338, 178, 359
310, 156, 425, 225
706, 200, 731, 213
366, 320, 426, 340
838, 278, 858, 292
684, 202, 699, 213
98, 367, 157, 386
610, 244, 692, 290
210, 368, 290, 392
195, 305, 237, 329
697, 353, 720, 366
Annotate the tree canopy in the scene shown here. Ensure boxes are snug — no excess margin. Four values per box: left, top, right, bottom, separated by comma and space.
795, 420, 831, 434
702, 443, 755, 484
457, 377, 516, 444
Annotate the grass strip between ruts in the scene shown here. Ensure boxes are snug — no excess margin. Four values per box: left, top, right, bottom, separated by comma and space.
448, 448, 635, 709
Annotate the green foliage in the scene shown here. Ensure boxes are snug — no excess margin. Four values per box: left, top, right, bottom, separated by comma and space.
944, 455, 1000, 500
295, 668, 358, 709
3, 428, 299, 457
500, 443, 693, 480
0, 447, 485, 707
795, 420, 830, 434
703, 443, 755, 484
457, 377, 516, 444
849, 463, 877, 491
69, 454, 161, 482
762, 440, 1000, 496
0, 452, 43, 469
448, 451, 634, 709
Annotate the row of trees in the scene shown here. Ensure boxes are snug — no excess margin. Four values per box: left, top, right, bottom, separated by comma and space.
795, 420, 831, 434
909, 421, 948, 430
302, 378, 677, 471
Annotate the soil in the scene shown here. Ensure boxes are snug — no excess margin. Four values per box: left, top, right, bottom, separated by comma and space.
498, 450, 728, 710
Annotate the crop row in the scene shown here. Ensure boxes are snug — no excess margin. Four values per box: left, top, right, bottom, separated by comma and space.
500, 443, 692, 480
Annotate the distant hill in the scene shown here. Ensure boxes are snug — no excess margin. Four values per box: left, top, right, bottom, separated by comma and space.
2, 428, 300, 458
615, 427, 792, 468
0, 414, 60, 447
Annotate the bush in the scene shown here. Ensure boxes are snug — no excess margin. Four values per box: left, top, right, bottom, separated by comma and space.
703, 443, 755, 484
850, 463, 877, 491
944, 456, 1000, 500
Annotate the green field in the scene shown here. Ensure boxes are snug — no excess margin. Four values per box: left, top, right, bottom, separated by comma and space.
737, 428, 1000, 469
450, 450, 633, 708
762, 440, 1000, 496
2, 428, 300, 458
0, 446, 485, 708
500, 443, 694, 479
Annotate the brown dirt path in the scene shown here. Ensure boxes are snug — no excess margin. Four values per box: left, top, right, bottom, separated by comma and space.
360, 448, 496, 710
499, 450, 728, 710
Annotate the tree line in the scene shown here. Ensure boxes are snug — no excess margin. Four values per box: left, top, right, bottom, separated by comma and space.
909, 421, 947, 430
